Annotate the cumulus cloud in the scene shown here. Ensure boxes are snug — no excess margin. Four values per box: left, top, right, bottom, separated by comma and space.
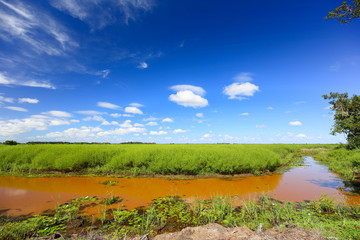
202, 133, 210, 138
120, 120, 132, 128
0, 116, 76, 137
170, 85, 206, 96
97, 127, 146, 136
173, 129, 188, 134
150, 131, 167, 135
18, 98, 39, 104
296, 133, 307, 138
289, 121, 302, 126
46, 111, 72, 118
44, 126, 102, 140
4, 106, 27, 112
125, 106, 143, 115
162, 118, 173, 123
196, 113, 204, 118
146, 121, 158, 126
169, 90, 208, 108
223, 82, 259, 100
134, 123, 144, 127
97, 101, 121, 110
137, 62, 148, 69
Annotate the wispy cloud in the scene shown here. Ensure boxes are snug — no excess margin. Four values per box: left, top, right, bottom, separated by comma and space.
0, 72, 56, 89
232, 72, 253, 82
289, 121, 302, 126
173, 129, 189, 134
97, 101, 121, 110
0, 0, 77, 56
137, 62, 148, 69
50, 0, 154, 29
239, 112, 249, 116
0, 95, 14, 103
162, 118, 173, 123
45, 110, 72, 118
4, 106, 28, 112
18, 98, 39, 104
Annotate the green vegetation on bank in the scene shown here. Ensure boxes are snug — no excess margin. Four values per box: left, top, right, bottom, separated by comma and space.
1, 195, 359, 240
0, 144, 312, 175
311, 145, 360, 181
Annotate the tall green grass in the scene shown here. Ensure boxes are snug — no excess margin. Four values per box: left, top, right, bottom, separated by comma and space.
0, 144, 308, 175
313, 146, 360, 180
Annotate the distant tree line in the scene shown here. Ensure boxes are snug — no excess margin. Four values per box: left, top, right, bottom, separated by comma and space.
2, 141, 156, 145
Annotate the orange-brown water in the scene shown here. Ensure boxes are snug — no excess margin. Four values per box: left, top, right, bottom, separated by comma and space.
0, 157, 359, 216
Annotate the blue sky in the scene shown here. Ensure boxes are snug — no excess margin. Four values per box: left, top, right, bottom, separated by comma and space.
0, 0, 359, 143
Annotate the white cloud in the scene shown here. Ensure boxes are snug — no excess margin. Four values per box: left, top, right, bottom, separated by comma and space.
146, 121, 158, 126
4, 106, 27, 112
18, 98, 39, 104
296, 133, 307, 138
49, 119, 71, 126
137, 62, 148, 69
0, 73, 56, 89
169, 90, 208, 108
46, 111, 72, 118
233, 72, 253, 82
173, 129, 189, 134
150, 131, 167, 135
129, 103, 144, 107
120, 120, 132, 128
134, 123, 144, 127
267, 107, 274, 110
202, 133, 210, 138
97, 127, 146, 136
96, 69, 110, 78
70, 119, 80, 123
256, 124, 266, 128
125, 106, 143, 115
0, 0, 77, 56
97, 101, 121, 110
289, 121, 302, 126
110, 113, 122, 118
223, 82, 259, 100
239, 113, 249, 116
122, 114, 133, 117
50, 0, 154, 28
162, 118, 173, 123
143, 117, 158, 121
44, 126, 102, 140
170, 85, 206, 96
196, 113, 204, 118
0, 95, 14, 103
76, 110, 103, 115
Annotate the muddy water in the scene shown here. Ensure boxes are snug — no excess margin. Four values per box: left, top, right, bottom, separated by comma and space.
0, 157, 359, 216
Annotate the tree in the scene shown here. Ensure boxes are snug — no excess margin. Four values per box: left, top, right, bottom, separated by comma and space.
325, 0, 360, 23
323, 92, 360, 149
3, 140, 18, 145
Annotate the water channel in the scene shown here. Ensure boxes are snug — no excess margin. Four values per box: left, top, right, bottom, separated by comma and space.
0, 157, 359, 216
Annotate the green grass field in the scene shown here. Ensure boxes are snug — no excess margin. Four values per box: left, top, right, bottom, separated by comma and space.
0, 144, 320, 175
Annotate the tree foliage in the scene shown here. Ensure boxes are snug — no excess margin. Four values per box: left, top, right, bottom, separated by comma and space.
3, 140, 18, 145
323, 92, 360, 149
325, 0, 360, 23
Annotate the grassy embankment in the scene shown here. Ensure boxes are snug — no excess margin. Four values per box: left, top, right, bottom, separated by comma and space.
0, 144, 315, 176
1, 194, 359, 240
308, 145, 360, 181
